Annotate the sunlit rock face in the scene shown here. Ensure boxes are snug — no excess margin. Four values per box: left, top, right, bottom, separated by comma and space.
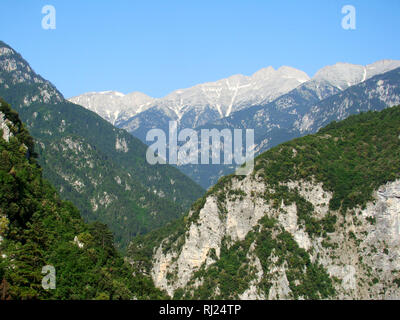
150, 174, 400, 299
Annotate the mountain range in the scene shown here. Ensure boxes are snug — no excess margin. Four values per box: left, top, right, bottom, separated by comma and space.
70, 60, 400, 132
0, 41, 204, 250
69, 66, 310, 128
70, 60, 400, 188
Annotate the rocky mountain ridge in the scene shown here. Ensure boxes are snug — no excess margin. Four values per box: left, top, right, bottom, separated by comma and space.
69, 60, 400, 135
69, 65, 310, 128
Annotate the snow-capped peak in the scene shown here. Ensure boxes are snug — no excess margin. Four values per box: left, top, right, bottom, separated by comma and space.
313, 60, 400, 90
366, 59, 400, 79
69, 90, 154, 125
313, 62, 366, 89
98, 90, 125, 97
151, 65, 309, 119
277, 66, 310, 82
251, 65, 310, 83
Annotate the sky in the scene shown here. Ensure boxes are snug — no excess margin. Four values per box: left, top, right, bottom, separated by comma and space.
0, 0, 399, 99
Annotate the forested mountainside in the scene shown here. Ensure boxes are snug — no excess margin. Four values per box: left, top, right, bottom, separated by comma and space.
179, 66, 400, 188
0, 99, 166, 299
0, 41, 204, 250
129, 105, 400, 299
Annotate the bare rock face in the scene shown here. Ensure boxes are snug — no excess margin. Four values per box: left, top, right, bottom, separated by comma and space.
0, 111, 12, 142
151, 176, 267, 296
0, 43, 64, 106
374, 181, 400, 246
152, 197, 223, 296
149, 173, 400, 299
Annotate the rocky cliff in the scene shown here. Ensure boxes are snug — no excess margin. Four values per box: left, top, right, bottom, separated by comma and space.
150, 176, 400, 299
129, 105, 400, 299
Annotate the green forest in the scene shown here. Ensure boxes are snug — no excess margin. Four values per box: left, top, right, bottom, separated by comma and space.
0, 98, 166, 299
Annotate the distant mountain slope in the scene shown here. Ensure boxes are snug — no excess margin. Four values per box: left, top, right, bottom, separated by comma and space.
129, 105, 400, 299
69, 90, 155, 126
0, 40, 204, 250
0, 99, 165, 299
178, 65, 400, 188
296, 67, 400, 134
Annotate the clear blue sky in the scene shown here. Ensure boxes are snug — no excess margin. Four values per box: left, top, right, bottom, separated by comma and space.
1, 0, 399, 98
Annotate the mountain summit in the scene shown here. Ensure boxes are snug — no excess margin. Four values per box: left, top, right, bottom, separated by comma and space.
313, 60, 400, 90
69, 90, 155, 125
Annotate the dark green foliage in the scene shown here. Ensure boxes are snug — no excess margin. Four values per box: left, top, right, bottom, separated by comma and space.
253, 218, 334, 299
189, 235, 255, 299
366, 216, 376, 225
0, 99, 165, 299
